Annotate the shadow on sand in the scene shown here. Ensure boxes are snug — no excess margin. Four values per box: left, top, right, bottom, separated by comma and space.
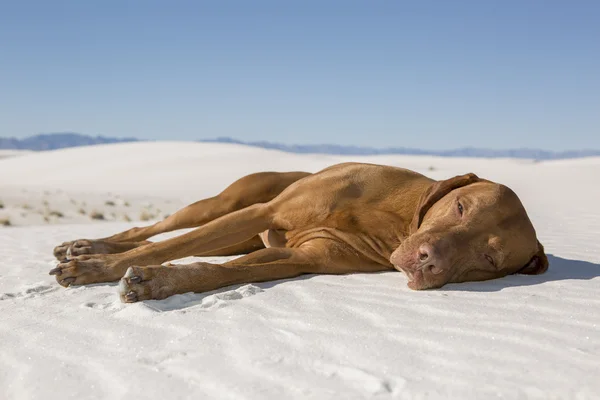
139, 255, 600, 311
444, 254, 600, 292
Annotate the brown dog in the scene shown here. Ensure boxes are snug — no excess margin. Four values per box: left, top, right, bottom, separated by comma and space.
50, 163, 548, 302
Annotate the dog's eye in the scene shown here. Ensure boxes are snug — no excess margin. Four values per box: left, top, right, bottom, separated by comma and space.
457, 202, 464, 216
485, 254, 496, 268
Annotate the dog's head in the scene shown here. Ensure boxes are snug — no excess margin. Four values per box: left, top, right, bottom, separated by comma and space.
390, 173, 548, 290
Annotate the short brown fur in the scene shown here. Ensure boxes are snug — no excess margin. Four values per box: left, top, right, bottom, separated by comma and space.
50, 163, 548, 302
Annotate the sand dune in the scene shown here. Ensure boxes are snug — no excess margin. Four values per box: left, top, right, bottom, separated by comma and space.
1, 142, 599, 399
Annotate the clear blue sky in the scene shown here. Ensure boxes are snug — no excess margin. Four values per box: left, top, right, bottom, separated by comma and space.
1, 0, 598, 150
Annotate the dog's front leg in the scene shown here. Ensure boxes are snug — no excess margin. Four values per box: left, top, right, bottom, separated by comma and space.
118, 240, 389, 302
117, 247, 316, 302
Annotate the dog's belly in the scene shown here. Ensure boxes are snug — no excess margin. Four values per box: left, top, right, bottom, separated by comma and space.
259, 229, 288, 248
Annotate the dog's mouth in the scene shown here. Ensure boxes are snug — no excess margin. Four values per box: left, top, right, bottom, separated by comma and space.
403, 269, 415, 282
393, 264, 423, 285
394, 264, 414, 281
393, 264, 445, 290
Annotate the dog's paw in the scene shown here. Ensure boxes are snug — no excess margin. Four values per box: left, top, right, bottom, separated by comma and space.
49, 255, 124, 286
118, 266, 172, 303
53, 239, 100, 261
53, 239, 136, 261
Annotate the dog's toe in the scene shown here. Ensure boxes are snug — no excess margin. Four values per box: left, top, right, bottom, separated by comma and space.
118, 266, 170, 303
119, 266, 150, 303
60, 277, 76, 287
68, 240, 93, 257
125, 291, 138, 302
53, 241, 72, 260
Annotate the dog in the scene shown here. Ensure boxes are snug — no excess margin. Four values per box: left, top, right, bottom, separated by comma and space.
50, 162, 548, 302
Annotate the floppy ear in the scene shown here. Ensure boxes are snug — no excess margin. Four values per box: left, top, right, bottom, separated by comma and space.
517, 240, 549, 275
409, 173, 481, 233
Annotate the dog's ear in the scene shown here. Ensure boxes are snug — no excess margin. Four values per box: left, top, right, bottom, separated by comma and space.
409, 173, 481, 233
516, 240, 549, 275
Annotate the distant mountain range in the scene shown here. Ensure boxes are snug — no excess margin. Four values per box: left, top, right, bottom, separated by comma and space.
0, 133, 138, 151
199, 137, 600, 160
1, 133, 598, 160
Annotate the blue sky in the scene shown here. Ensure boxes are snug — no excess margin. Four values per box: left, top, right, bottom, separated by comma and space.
1, 1, 598, 150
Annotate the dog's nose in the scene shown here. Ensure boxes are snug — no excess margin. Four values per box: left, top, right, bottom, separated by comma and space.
418, 243, 434, 263
417, 243, 445, 275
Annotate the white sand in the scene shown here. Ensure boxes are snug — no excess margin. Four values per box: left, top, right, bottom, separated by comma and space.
1, 142, 599, 399
0, 150, 29, 159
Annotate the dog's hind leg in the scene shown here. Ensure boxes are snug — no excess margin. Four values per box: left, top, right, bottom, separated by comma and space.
50, 203, 278, 286
53, 171, 310, 260
104, 171, 309, 243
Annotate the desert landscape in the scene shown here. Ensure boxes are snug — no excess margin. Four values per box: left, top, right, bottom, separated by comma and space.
0, 141, 598, 399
